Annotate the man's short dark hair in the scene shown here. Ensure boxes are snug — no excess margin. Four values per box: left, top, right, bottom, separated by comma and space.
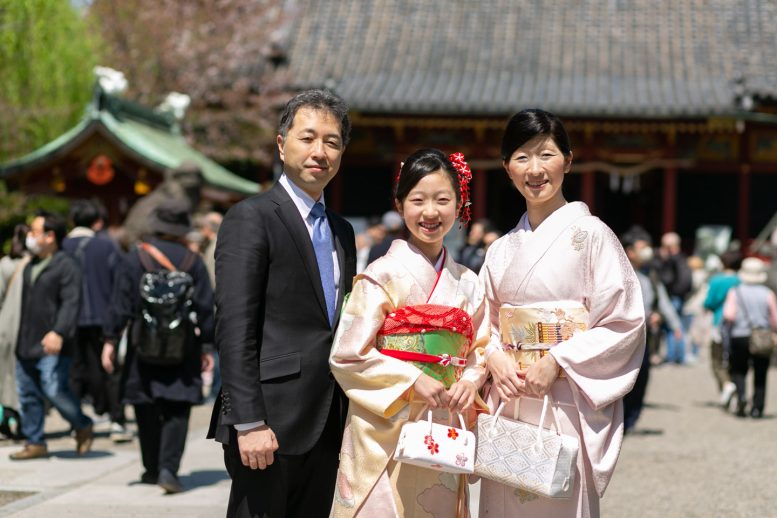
278, 89, 351, 146
69, 199, 101, 228
36, 209, 67, 249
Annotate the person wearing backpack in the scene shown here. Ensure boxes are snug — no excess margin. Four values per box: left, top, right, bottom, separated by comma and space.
102, 199, 215, 493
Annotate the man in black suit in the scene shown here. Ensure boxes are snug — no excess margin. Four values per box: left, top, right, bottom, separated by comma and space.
208, 89, 356, 518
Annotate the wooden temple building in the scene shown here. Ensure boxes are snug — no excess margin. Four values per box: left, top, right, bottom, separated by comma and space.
283, 0, 777, 246
0, 86, 259, 224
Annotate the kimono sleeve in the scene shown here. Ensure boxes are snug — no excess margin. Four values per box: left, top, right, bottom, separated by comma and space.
550, 225, 646, 410
329, 274, 423, 418
477, 255, 504, 361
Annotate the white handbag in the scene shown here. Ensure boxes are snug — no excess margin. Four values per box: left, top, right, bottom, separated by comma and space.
393, 410, 475, 474
474, 395, 579, 498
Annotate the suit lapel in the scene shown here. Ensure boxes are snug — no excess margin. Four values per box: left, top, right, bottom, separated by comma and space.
269, 186, 329, 322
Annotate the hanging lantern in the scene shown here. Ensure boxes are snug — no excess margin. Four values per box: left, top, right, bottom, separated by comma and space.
134, 168, 151, 195
87, 155, 115, 185
51, 167, 66, 193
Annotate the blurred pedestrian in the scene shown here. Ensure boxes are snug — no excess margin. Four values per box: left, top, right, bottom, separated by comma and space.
704, 250, 742, 408
683, 255, 711, 363
622, 229, 682, 432
196, 210, 223, 399
103, 200, 214, 490
722, 258, 777, 418
102, 199, 215, 493
658, 232, 693, 364
63, 200, 130, 443
0, 224, 31, 429
10, 211, 93, 460
457, 218, 493, 273
355, 216, 384, 274
199, 211, 222, 290
366, 210, 403, 264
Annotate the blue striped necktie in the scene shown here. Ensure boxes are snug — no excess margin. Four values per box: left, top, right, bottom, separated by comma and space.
310, 202, 336, 325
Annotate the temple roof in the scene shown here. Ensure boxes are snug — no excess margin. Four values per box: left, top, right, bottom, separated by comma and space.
0, 88, 259, 195
286, 0, 777, 117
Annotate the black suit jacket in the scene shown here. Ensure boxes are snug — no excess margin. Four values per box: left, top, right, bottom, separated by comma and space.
207, 184, 356, 455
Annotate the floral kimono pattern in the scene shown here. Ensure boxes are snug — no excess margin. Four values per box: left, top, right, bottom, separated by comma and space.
330, 239, 486, 517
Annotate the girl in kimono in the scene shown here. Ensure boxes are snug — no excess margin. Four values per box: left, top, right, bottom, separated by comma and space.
330, 148, 486, 517
478, 109, 646, 517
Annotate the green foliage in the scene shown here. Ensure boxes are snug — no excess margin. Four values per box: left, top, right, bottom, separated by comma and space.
0, 0, 101, 162
0, 181, 69, 254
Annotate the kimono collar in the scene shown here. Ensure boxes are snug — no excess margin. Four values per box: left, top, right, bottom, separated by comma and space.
516, 201, 590, 235
386, 240, 454, 301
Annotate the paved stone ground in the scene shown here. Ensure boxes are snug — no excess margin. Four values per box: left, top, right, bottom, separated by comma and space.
602, 348, 777, 517
2, 347, 775, 516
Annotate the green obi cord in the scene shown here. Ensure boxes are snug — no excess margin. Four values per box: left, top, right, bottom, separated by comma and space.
377, 331, 468, 389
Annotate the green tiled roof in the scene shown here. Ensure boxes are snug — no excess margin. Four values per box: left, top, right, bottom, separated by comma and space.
0, 89, 259, 195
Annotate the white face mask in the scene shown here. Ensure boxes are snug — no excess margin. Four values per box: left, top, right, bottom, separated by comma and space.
25, 234, 41, 255
637, 246, 654, 264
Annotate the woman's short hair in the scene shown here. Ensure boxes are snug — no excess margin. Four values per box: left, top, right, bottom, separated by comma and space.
395, 148, 460, 206
501, 109, 572, 161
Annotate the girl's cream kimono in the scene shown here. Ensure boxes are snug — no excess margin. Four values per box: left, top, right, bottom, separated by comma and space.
330, 239, 486, 518
478, 202, 645, 518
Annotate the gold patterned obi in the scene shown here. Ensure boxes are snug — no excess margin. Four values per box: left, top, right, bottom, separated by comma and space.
498, 302, 589, 376
376, 304, 473, 389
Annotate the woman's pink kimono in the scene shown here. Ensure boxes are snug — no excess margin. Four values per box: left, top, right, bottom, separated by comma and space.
478, 202, 645, 517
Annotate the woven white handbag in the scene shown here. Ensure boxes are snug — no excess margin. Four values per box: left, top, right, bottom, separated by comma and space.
474, 395, 578, 498
393, 410, 475, 474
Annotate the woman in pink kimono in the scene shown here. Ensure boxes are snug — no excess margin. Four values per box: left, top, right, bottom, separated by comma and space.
330, 149, 486, 517
478, 109, 646, 517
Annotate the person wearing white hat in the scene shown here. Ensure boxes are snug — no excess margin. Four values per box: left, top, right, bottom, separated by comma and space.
722, 257, 777, 418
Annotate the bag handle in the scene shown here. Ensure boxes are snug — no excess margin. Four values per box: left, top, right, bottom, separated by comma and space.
421, 408, 470, 446
492, 394, 562, 447
425, 409, 467, 431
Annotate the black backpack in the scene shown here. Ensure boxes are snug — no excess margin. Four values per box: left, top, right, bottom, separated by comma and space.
133, 243, 197, 366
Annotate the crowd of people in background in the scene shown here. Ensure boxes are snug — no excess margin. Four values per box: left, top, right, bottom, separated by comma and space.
618, 226, 777, 432
0, 197, 223, 494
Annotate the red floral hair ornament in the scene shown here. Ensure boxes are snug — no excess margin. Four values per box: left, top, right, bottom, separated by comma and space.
448, 152, 472, 225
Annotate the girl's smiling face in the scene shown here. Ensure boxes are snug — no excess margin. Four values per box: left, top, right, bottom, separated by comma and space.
396, 170, 459, 262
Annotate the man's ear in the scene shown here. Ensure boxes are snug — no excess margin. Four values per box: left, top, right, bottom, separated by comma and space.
276, 134, 285, 162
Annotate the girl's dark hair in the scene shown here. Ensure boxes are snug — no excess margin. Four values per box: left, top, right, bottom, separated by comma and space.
10, 223, 30, 258
501, 109, 572, 161
395, 148, 460, 205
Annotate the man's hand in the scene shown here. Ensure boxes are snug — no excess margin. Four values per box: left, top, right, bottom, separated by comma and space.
447, 380, 477, 412
41, 331, 63, 355
237, 425, 279, 470
521, 354, 561, 397
101, 343, 115, 373
413, 373, 450, 408
487, 350, 525, 401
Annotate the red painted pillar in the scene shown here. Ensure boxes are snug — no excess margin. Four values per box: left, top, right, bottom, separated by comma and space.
662, 166, 677, 233
738, 164, 751, 244
581, 171, 595, 213
472, 168, 487, 221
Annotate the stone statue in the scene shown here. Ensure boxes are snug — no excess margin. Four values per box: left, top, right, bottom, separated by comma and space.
122, 161, 203, 247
